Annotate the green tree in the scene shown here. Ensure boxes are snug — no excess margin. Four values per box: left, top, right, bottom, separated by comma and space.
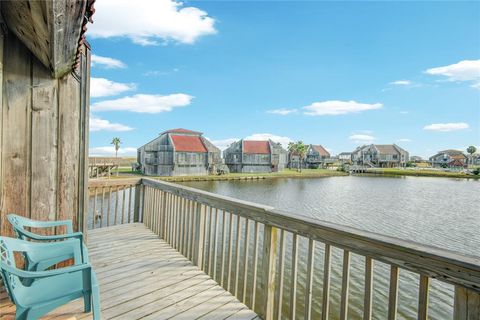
111, 137, 122, 159
288, 141, 307, 172
296, 141, 307, 172
467, 146, 477, 165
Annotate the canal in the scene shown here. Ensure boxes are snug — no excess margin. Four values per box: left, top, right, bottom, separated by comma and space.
178, 175, 480, 319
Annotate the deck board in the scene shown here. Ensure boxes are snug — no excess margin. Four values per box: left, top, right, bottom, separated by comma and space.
0, 223, 257, 320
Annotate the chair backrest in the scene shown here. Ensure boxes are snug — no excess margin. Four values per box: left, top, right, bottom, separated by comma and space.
0, 237, 20, 303
7, 214, 26, 238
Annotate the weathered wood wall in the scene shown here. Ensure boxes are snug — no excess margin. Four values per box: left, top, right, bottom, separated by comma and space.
0, 29, 90, 237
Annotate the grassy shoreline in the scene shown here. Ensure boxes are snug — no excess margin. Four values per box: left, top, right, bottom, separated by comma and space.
114, 168, 348, 182
110, 167, 479, 181
357, 168, 480, 179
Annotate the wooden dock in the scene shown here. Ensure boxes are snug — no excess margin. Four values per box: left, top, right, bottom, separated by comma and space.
0, 224, 258, 320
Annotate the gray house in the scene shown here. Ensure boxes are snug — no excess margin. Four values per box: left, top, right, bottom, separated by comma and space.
352, 144, 409, 167
338, 152, 353, 163
224, 140, 287, 173
429, 150, 468, 168
137, 128, 221, 176
306, 145, 331, 168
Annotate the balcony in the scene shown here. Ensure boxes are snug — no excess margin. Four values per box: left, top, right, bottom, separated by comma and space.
2, 178, 480, 319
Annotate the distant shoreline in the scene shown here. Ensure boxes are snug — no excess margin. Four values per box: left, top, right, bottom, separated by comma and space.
109, 167, 479, 182
351, 168, 480, 179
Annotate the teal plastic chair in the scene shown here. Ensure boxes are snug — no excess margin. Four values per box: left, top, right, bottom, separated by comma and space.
7, 214, 88, 271
0, 236, 100, 320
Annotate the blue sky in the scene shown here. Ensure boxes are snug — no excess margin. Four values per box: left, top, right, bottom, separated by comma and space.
88, 0, 480, 158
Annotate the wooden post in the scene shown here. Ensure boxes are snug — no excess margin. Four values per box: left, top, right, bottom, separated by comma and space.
133, 183, 143, 223
260, 225, 278, 320
195, 203, 206, 266
454, 286, 480, 320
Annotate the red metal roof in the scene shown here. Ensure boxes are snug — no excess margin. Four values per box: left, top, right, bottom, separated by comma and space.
312, 145, 330, 157
164, 128, 203, 135
171, 135, 207, 153
243, 141, 270, 154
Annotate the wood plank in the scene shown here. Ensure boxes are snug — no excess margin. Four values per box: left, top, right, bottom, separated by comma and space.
388, 266, 399, 320
340, 250, 351, 320
417, 275, 429, 320
260, 225, 278, 320
304, 238, 315, 320
290, 233, 299, 320
57, 72, 81, 231
0, 32, 31, 237
454, 286, 480, 320
30, 56, 58, 232
363, 257, 374, 320
275, 229, 286, 319
1, 223, 257, 320
322, 244, 331, 320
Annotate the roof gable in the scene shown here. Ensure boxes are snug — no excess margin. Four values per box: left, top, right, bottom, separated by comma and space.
164, 128, 202, 135
243, 141, 270, 154
374, 145, 399, 155
171, 135, 207, 153
311, 145, 330, 156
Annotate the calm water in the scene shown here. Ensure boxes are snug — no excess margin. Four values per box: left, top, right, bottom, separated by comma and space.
180, 175, 480, 319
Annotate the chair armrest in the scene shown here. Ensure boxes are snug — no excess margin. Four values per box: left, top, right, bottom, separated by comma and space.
18, 229, 82, 242
2, 263, 91, 279
27, 219, 74, 234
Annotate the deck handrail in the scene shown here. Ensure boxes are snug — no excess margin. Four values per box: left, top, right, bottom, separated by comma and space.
87, 177, 480, 319
141, 178, 480, 290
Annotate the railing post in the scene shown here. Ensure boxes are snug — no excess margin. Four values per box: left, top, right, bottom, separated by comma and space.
195, 203, 206, 266
133, 183, 143, 223
454, 286, 480, 320
260, 225, 278, 320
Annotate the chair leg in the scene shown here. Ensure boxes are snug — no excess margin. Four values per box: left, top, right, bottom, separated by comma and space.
84, 291, 92, 313
15, 307, 29, 320
92, 282, 101, 320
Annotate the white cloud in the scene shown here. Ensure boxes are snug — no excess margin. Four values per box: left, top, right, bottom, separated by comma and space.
303, 100, 382, 116
471, 82, 480, 89
266, 108, 298, 115
89, 146, 137, 157
390, 80, 412, 86
92, 94, 193, 113
143, 68, 180, 77
349, 134, 376, 143
426, 60, 480, 81
425, 60, 480, 89
90, 78, 135, 98
90, 117, 133, 132
245, 133, 293, 149
400, 111, 409, 114
423, 122, 469, 132
209, 138, 239, 151
89, 0, 216, 45
397, 138, 411, 143
91, 55, 126, 69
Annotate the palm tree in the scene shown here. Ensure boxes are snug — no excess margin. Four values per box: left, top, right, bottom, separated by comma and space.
467, 146, 477, 165
111, 137, 121, 159
288, 142, 298, 170
288, 141, 307, 172
296, 141, 307, 172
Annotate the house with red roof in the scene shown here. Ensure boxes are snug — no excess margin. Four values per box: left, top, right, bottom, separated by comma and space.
306, 144, 331, 168
223, 139, 287, 173
429, 150, 468, 168
137, 129, 221, 176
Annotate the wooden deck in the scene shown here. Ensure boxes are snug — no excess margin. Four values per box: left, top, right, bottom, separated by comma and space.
0, 223, 258, 320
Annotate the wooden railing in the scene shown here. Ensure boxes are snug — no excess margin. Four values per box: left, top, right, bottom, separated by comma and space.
87, 178, 480, 320
87, 178, 142, 229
